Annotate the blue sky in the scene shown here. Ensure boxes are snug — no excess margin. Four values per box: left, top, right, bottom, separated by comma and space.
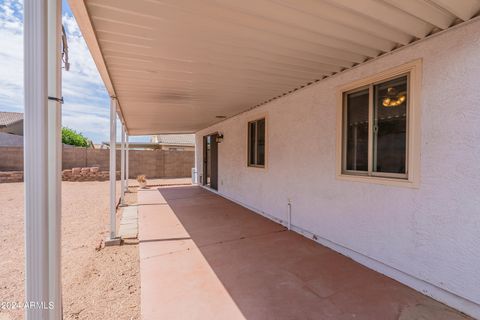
0, 0, 148, 143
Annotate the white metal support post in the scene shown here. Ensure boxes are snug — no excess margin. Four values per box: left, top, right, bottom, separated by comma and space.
47, 0, 62, 318
24, 0, 49, 318
120, 124, 125, 205
125, 134, 129, 191
109, 98, 117, 240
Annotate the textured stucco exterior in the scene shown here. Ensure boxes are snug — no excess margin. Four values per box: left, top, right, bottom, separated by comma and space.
195, 20, 480, 318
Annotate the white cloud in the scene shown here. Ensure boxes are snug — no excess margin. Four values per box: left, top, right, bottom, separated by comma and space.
0, 0, 113, 143
0, 1, 150, 143
61, 12, 112, 143
62, 13, 105, 92
0, 0, 23, 112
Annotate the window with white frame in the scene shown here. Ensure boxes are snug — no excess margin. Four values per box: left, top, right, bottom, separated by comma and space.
248, 118, 266, 167
342, 74, 410, 179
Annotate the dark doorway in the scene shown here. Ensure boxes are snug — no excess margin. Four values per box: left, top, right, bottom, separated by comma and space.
203, 133, 218, 190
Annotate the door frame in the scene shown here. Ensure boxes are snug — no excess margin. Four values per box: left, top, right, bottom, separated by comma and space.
203, 132, 219, 190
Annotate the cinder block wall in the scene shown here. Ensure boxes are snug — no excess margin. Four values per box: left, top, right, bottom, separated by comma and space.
128, 150, 164, 178
0, 146, 194, 178
63, 147, 88, 169
164, 150, 195, 178
0, 147, 24, 171
85, 149, 111, 170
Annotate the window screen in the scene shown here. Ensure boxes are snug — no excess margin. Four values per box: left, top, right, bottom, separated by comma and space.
248, 118, 266, 167
373, 76, 407, 174
345, 89, 369, 172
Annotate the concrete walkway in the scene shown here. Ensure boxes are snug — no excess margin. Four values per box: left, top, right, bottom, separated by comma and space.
138, 186, 470, 320
119, 205, 138, 239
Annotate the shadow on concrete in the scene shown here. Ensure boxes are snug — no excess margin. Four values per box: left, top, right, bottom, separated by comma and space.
139, 185, 470, 320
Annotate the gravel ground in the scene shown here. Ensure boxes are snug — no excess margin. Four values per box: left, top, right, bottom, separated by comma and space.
0, 181, 140, 320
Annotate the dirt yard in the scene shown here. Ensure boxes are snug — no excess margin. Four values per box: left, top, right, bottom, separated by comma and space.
0, 181, 140, 320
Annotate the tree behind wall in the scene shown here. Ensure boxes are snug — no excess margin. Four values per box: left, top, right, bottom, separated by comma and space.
62, 127, 90, 147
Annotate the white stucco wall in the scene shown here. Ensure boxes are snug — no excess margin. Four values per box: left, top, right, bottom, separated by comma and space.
195, 19, 480, 318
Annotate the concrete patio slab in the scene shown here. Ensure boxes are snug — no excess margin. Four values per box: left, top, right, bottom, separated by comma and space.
138, 186, 470, 320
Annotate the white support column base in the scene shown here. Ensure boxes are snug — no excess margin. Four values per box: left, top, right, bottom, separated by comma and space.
104, 238, 122, 246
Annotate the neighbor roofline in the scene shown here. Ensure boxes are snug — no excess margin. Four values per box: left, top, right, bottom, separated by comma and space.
0, 118, 23, 128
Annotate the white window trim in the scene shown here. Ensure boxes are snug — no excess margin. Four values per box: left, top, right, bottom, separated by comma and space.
336, 59, 422, 188
246, 114, 268, 169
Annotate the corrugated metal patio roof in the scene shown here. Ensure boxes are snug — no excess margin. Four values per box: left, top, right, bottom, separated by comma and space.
69, 0, 480, 135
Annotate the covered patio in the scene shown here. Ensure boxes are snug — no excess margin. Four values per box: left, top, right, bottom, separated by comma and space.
22, 0, 480, 319
137, 185, 469, 320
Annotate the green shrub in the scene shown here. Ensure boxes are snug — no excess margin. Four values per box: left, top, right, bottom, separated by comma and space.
62, 127, 90, 147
